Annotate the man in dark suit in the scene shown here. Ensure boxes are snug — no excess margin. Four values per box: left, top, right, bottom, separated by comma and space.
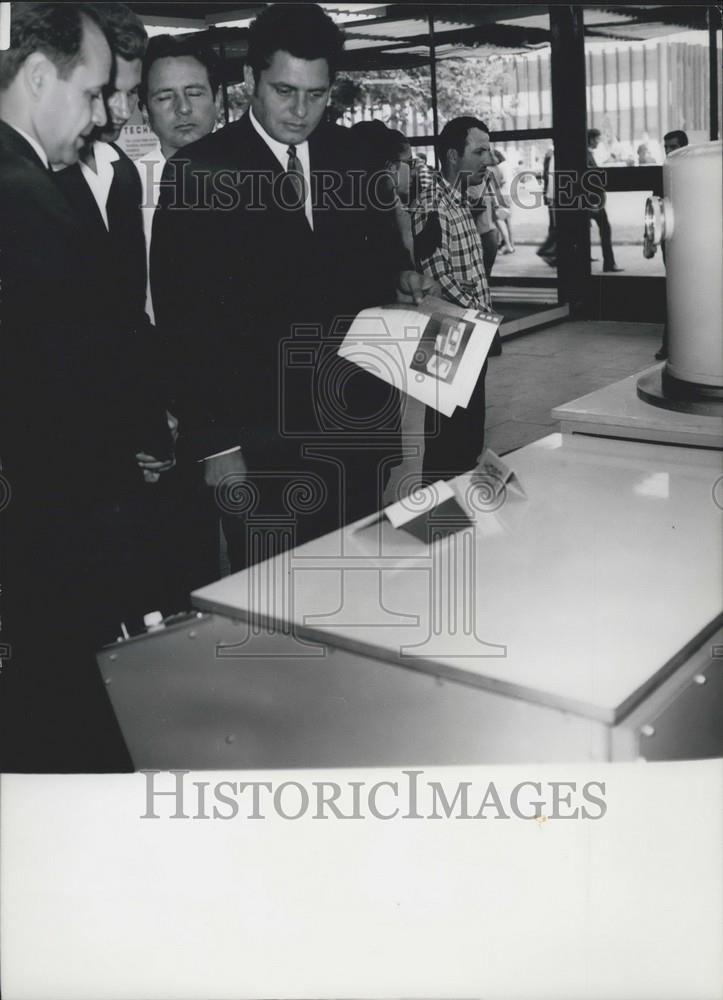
56, 3, 171, 480
55, 3, 180, 616
152, 3, 433, 570
0, 4, 172, 771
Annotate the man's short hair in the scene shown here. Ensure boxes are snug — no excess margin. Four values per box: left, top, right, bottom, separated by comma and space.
246, 3, 345, 85
351, 120, 409, 171
0, 2, 104, 91
89, 2, 147, 62
436, 116, 489, 165
139, 33, 221, 107
587, 128, 601, 143
663, 129, 689, 148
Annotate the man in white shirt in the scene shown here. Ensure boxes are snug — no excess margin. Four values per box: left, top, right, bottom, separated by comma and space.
135, 34, 219, 321
58, 3, 143, 230
54, 4, 179, 626
56, 3, 174, 482
74, 3, 142, 214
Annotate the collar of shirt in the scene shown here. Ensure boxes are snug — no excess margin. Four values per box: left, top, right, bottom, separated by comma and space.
79, 141, 120, 230
249, 107, 313, 229
439, 173, 468, 208
10, 124, 49, 170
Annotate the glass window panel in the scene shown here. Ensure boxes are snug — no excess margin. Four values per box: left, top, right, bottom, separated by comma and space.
222, 82, 249, 124
330, 66, 433, 138
408, 142, 435, 166
591, 191, 665, 276
482, 138, 557, 280
584, 13, 714, 162
434, 42, 552, 131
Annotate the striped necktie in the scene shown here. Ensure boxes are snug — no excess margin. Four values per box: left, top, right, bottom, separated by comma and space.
285, 144, 307, 212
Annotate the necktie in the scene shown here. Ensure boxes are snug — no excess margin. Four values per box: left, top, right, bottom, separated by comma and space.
285, 144, 307, 212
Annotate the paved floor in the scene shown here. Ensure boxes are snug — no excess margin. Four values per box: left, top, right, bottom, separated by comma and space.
486, 318, 662, 454
386, 318, 663, 499
491, 243, 666, 280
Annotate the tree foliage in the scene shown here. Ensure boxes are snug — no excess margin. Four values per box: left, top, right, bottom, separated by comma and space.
330, 50, 519, 131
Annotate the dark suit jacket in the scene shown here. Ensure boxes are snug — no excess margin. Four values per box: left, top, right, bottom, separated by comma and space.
54, 143, 147, 332
0, 124, 171, 507
0, 123, 176, 770
151, 114, 406, 477
54, 143, 172, 462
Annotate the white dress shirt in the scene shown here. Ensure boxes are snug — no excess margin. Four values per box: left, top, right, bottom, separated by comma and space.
134, 140, 167, 323
249, 107, 314, 230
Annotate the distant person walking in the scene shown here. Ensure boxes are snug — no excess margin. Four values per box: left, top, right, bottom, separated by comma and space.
587, 128, 623, 272
537, 146, 556, 266
491, 149, 514, 254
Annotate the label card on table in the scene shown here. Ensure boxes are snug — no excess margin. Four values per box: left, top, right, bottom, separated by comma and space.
384, 480, 473, 542
473, 449, 527, 500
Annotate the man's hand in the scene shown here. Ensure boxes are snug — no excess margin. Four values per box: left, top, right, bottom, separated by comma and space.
136, 451, 175, 484
135, 412, 179, 483
396, 270, 439, 305
167, 410, 179, 443
203, 448, 247, 489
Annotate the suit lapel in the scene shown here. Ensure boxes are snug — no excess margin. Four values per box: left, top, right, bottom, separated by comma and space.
107, 158, 125, 235
308, 126, 341, 245
238, 115, 315, 238
0, 123, 88, 241
59, 160, 108, 236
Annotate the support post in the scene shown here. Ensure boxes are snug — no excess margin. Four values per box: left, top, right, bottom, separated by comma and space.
428, 13, 439, 167
709, 5, 720, 140
549, 4, 591, 313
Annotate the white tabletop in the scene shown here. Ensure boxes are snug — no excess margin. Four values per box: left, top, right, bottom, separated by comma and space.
551, 364, 723, 447
193, 434, 723, 723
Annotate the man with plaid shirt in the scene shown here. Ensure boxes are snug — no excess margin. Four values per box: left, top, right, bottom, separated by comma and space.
413, 116, 496, 482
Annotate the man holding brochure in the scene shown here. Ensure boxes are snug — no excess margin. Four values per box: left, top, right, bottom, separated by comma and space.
412, 116, 497, 483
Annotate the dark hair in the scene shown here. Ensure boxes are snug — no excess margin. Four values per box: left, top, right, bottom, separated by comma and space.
436, 116, 489, 165
0, 2, 105, 91
139, 33, 221, 107
351, 121, 410, 172
663, 129, 689, 148
89, 2, 146, 62
587, 128, 601, 142
246, 3, 344, 85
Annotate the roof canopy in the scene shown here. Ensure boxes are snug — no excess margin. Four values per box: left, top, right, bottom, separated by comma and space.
127, 3, 715, 77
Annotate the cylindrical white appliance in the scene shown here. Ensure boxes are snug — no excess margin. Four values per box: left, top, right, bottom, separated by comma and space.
664, 140, 723, 392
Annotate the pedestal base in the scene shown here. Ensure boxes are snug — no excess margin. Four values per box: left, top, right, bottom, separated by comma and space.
552, 365, 723, 448
637, 367, 723, 417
